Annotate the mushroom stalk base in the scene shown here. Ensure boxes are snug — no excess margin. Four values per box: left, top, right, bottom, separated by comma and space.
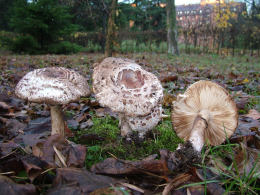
50, 105, 65, 137
189, 116, 207, 152
118, 114, 132, 137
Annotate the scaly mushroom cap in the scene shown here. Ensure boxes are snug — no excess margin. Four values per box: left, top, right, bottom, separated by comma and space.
171, 80, 238, 146
93, 57, 163, 116
15, 67, 90, 105
127, 104, 162, 133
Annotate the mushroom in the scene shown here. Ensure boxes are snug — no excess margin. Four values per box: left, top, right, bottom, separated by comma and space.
15, 67, 90, 137
93, 57, 163, 138
171, 80, 238, 152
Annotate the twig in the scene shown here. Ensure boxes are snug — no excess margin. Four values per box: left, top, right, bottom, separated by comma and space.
0, 149, 18, 160
53, 145, 67, 167
40, 168, 55, 175
0, 171, 15, 175
120, 182, 145, 193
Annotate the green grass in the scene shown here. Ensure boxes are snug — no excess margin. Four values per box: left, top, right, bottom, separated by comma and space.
202, 143, 259, 194
176, 143, 259, 194
177, 139, 259, 195
70, 112, 182, 169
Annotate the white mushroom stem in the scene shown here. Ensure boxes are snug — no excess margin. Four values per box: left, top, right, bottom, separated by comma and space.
50, 105, 65, 137
189, 116, 208, 152
161, 114, 170, 119
118, 114, 132, 137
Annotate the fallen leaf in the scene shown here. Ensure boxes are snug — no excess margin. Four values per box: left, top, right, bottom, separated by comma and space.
91, 156, 169, 176
235, 97, 249, 110
242, 78, 249, 84
79, 119, 94, 129
47, 168, 118, 194
234, 143, 260, 179
95, 107, 118, 118
162, 173, 192, 195
0, 141, 19, 156
32, 135, 86, 168
232, 116, 260, 138
0, 175, 36, 195
3, 119, 27, 139
91, 142, 200, 178
160, 73, 178, 82
195, 168, 225, 195
78, 133, 104, 144
245, 109, 260, 120
163, 93, 176, 107
21, 155, 50, 182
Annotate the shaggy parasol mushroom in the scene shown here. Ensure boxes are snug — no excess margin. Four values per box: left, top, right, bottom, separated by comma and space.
93, 57, 163, 138
171, 80, 238, 152
15, 67, 90, 137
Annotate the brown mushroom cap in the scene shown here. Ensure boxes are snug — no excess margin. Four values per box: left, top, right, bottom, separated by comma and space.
171, 80, 238, 146
15, 67, 90, 105
93, 57, 163, 116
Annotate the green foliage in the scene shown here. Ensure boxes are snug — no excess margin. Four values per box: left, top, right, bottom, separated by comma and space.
11, 35, 40, 54
158, 41, 168, 53
117, 1, 166, 31
8, 0, 78, 54
0, 31, 15, 49
119, 40, 168, 53
82, 41, 102, 53
120, 40, 137, 53
48, 41, 82, 54
0, 0, 15, 30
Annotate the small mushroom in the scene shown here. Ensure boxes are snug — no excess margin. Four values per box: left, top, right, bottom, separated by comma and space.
171, 80, 238, 152
93, 57, 163, 138
15, 67, 90, 137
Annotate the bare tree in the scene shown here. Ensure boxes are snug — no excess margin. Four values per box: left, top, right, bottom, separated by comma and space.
166, 0, 179, 55
105, 0, 118, 57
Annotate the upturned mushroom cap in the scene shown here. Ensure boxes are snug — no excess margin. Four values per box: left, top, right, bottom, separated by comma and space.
15, 67, 90, 105
171, 80, 238, 146
93, 57, 163, 116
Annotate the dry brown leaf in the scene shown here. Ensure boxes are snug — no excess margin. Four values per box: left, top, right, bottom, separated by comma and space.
32, 135, 86, 168
21, 155, 50, 182
245, 109, 260, 120
47, 168, 118, 194
162, 173, 192, 195
234, 143, 260, 178
0, 175, 36, 195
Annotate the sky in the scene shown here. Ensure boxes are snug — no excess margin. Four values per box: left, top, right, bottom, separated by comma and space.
118, 0, 201, 5
175, 0, 200, 5
119, 1, 245, 5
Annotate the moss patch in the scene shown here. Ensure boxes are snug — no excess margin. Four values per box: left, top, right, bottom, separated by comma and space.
71, 112, 182, 169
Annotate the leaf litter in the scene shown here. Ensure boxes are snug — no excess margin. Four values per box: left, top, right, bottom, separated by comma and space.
0, 53, 259, 194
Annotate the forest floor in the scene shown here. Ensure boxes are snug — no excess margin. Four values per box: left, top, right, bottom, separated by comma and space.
0, 52, 259, 194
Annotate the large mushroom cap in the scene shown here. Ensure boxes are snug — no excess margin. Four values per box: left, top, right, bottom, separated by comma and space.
127, 104, 162, 133
172, 80, 238, 146
93, 57, 163, 116
15, 67, 90, 105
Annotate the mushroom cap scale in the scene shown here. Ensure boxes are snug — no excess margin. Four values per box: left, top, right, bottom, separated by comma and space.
15, 67, 90, 105
171, 80, 238, 146
127, 104, 162, 132
93, 57, 163, 116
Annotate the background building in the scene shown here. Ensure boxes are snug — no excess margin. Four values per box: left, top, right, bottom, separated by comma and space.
176, 0, 246, 28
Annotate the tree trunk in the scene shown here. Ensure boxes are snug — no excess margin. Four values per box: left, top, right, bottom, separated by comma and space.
105, 0, 117, 57
166, 0, 179, 55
